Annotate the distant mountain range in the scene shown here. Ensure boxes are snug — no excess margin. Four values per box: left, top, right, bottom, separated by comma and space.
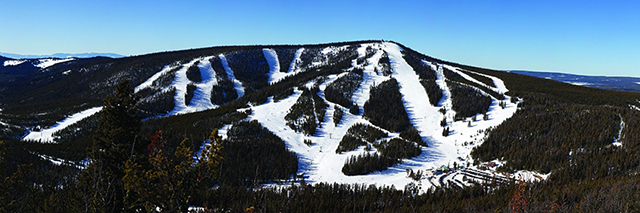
0, 52, 125, 59
510, 70, 640, 93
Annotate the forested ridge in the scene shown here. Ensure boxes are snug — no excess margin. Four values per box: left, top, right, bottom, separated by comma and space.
2, 40, 640, 212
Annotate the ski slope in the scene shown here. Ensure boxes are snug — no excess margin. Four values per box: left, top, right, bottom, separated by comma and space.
3, 59, 27, 66
23, 106, 102, 143
35, 58, 75, 69
246, 42, 532, 192
21, 41, 544, 192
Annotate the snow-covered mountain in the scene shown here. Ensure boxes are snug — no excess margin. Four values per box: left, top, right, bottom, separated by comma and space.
3, 40, 638, 193
4, 41, 533, 191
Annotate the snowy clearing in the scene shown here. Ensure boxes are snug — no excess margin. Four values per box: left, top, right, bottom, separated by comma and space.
23, 106, 102, 143
569, 82, 592, 86
3, 59, 27, 66
35, 58, 75, 69
612, 115, 625, 147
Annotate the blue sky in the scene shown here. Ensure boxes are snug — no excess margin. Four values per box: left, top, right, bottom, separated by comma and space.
1, 1, 638, 77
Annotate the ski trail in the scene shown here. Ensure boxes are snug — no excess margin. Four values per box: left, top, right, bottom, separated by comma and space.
427, 61, 455, 119
263, 48, 282, 84
135, 64, 178, 93
23, 106, 103, 143
167, 58, 202, 115
288, 48, 305, 73
248, 89, 313, 172
612, 114, 624, 147
188, 56, 218, 109
219, 54, 245, 98
462, 69, 509, 94
384, 42, 442, 139
443, 64, 500, 93
351, 43, 388, 110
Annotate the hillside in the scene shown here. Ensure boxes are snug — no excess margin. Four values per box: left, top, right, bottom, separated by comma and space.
2, 40, 640, 212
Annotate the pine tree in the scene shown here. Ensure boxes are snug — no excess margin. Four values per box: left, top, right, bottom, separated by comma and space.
123, 129, 224, 211
81, 80, 141, 212
0, 141, 6, 212
0, 140, 5, 178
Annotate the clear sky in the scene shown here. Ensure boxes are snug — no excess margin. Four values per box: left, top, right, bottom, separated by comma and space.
1, 0, 638, 77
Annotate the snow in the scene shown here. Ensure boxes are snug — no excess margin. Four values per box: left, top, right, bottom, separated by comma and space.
189, 57, 219, 109
36, 153, 85, 168
443, 64, 507, 94
513, 170, 550, 182
137, 54, 248, 117
166, 57, 220, 115
135, 64, 179, 93
242, 42, 524, 192
569, 82, 592, 86
612, 115, 625, 147
62, 70, 71, 75
267, 48, 306, 84
263, 48, 281, 84
264, 47, 315, 84
3, 59, 27, 66
289, 48, 304, 72
35, 58, 75, 69
17, 42, 532, 191
219, 54, 245, 98
166, 59, 201, 115
22, 106, 102, 143
464, 69, 509, 94
385, 42, 442, 147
